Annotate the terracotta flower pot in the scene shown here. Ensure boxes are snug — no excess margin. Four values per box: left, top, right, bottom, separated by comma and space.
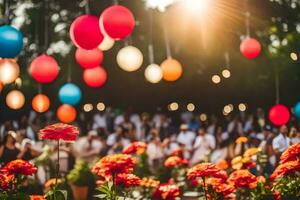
70, 184, 89, 200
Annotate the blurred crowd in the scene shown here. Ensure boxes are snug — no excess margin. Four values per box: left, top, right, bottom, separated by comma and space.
0, 107, 300, 181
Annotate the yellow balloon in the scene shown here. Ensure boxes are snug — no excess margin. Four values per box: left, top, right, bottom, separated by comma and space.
0, 59, 20, 84
6, 90, 25, 110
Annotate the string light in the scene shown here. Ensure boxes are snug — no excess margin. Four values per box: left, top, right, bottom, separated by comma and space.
222, 69, 231, 78
200, 113, 207, 121
168, 102, 179, 111
290, 52, 298, 61
187, 103, 195, 112
83, 103, 93, 112
238, 103, 247, 112
223, 104, 233, 114
212, 75, 221, 84
97, 102, 106, 111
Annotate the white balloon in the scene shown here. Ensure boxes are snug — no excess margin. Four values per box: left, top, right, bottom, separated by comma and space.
145, 64, 163, 83
99, 35, 115, 51
6, 90, 25, 110
0, 59, 20, 85
117, 46, 143, 72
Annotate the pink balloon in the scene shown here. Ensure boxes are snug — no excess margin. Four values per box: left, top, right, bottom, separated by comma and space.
83, 66, 107, 88
29, 54, 59, 84
70, 15, 104, 50
100, 5, 135, 40
269, 104, 290, 126
75, 48, 103, 69
240, 37, 262, 59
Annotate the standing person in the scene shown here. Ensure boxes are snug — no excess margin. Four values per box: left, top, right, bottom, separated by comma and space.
176, 124, 196, 151
0, 131, 20, 164
272, 125, 291, 163
191, 127, 216, 165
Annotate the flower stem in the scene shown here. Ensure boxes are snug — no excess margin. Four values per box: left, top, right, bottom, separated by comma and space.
202, 177, 208, 200
56, 139, 60, 185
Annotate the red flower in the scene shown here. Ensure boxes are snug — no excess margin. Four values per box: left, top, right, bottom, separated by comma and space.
30, 195, 46, 200
228, 170, 258, 189
115, 173, 141, 187
273, 191, 282, 200
153, 184, 180, 200
92, 154, 136, 179
2, 159, 37, 176
0, 172, 14, 191
270, 160, 300, 181
39, 123, 79, 141
122, 142, 147, 155
164, 156, 188, 168
187, 163, 227, 181
280, 143, 300, 164
206, 178, 235, 198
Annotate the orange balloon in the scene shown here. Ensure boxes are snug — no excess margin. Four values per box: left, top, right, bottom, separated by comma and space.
32, 94, 50, 113
57, 104, 77, 123
161, 58, 183, 82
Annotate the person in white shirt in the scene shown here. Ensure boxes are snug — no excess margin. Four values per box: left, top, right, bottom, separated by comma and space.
176, 124, 196, 151
272, 125, 291, 162
191, 127, 216, 165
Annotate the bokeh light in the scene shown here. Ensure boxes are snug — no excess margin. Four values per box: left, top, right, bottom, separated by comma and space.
222, 69, 231, 78
290, 52, 298, 61
168, 102, 179, 111
83, 103, 93, 112
187, 103, 195, 112
200, 113, 207, 121
212, 75, 221, 84
238, 103, 247, 112
97, 102, 106, 111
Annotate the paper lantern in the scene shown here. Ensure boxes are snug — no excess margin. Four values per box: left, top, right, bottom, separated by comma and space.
100, 5, 135, 40
161, 58, 183, 82
75, 48, 103, 69
57, 104, 77, 123
0, 25, 23, 58
83, 67, 107, 88
6, 90, 25, 110
294, 102, 300, 119
240, 37, 261, 59
0, 59, 20, 84
116, 46, 143, 72
32, 94, 50, 113
145, 64, 163, 83
59, 83, 82, 106
29, 54, 60, 84
98, 34, 115, 51
269, 104, 290, 126
70, 15, 104, 50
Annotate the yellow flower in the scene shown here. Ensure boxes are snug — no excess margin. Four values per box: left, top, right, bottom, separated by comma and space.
244, 148, 260, 158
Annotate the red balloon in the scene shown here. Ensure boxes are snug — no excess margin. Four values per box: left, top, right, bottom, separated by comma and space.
57, 104, 77, 123
240, 37, 261, 59
100, 5, 135, 40
83, 67, 107, 88
70, 15, 104, 50
269, 104, 290, 126
75, 48, 103, 69
29, 54, 60, 84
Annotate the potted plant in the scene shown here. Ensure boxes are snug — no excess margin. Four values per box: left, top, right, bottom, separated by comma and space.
67, 160, 94, 200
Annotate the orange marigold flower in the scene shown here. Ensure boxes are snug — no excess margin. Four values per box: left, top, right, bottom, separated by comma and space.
270, 160, 300, 182
235, 137, 248, 144
153, 184, 180, 200
92, 154, 136, 179
216, 160, 229, 170
2, 159, 37, 176
228, 170, 258, 189
280, 143, 300, 164
122, 142, 147, 155
115, 173, 141, 187
44, 178, 62, 192
187, 163, 227, 181
39, 123, 79, 141
30, 195, 45, 200
164, 156, 188, 168
0, 172, 14, 191
257, 176, 266, 183
244, 148, 260, 158
140, 177, 160, 188
206, 178, 235, 198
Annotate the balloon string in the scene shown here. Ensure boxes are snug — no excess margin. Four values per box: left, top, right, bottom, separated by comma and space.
148, 44, 154, 64
148, 10, 154, 64
67, 60, 72, 82
224, 51, 230, 69
112, 0, 119, 5
4, 0, 10, 24
85, 0, 90, 14
44, 0, 49, 52
244, 0, 251, 37
163, 25, 172, 58
38, 84, 42, 94
275, 66, 280, 104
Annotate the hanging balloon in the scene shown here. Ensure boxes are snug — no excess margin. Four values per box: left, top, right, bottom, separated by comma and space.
161, 58, 183, 82
116, 46, 143, 72
70, 15, 104, 50
100, 5, 135, 40
269, 104, 290, 126
75, 48, 103, 69
240, 37, 261, 59
59, 83, 82, 106
83, 67, 107, 88
294, 102, 300, 119
29, 54, 60, 84
32, 94, 50, 113
98, 34, 115, 51
57, 104, 77, 123
145, 64, 163, 84
0, 59, 20, 84
0, 25, 23, 58
6, 90, 25, 110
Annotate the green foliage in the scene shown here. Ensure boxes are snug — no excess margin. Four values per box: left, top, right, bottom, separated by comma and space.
272, 173, 300, 199
133, 153, 151, 178
67, 160, 95, 187
0, 192, 30, 200
45, 185, 68, 200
